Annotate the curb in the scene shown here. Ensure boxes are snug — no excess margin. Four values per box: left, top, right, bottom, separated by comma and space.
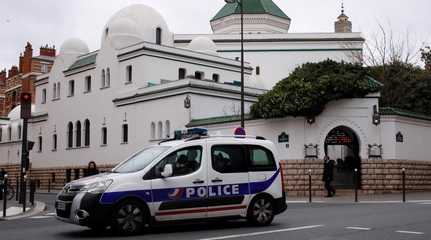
0, 201, 47, 221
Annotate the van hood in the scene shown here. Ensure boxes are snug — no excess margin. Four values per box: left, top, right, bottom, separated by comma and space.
67, 172, 119, 189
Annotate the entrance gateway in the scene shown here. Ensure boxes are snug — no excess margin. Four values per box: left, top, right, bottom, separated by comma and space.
324, 126, 361, 189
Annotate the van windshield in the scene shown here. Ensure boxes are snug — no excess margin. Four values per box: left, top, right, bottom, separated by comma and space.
113, 146, 170, 173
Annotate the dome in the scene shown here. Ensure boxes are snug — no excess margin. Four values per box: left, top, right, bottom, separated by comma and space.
108, 17, 144, 49
188, 36, 218, 55
103, 4, 173, 48
60, 38, 89, 55
8, 105, 36, 121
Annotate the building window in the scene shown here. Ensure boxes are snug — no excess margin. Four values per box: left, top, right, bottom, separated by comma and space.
126, 65, 133, 83
57, 82, 61, 98
68, 80, 75, 97
7, 126, 11, 141
17, 125, 22, 140
156, 27, 162, 45
85, 76, 92, 93
212, 74, 220, 83
122, 124, 128, 143
195, 71, 204, 80
101, 69, 106, 88
151, 122, 156, 139
101, 127, 107, 145
165, 120, 170, 138
52, 134, 57, 151
67, 122, 73, 148
0, 128, 2, 142
179, 68, 186, 80
256, 66, 261, 75
42, 89, 46, 104
41, 64, 49, 73
158, 121, 163, 139
106, 68, 111, 87
38, 136, 43, 152
84, 119, 90, 147
75, 121, 82, 147
53, 83, 57, 99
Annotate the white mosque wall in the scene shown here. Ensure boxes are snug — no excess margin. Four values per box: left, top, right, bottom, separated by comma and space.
381, 117, 431, 161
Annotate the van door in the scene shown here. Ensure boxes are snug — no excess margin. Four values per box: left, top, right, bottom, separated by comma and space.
148, 145, 207, 221
246, 145, 279, 195
207, 144, 249, 218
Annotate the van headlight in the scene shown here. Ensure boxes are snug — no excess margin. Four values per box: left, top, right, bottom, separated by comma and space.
81, 179, 113, 194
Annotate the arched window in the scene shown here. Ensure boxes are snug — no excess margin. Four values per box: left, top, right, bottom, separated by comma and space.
165, 120, 170, 138
122, 124, 129, 143
106, 68, 111, 87
151, 122, 156, 139
53, 83, 57, 99
53, 134, 57, 151
75, 121, 82, 147
101, 69, 106, 88
156, 27, 162, 45
57, 82, 61, 98
67, 122, 73, 148
17, 125, 22, 140
84, 119, 90, 147
7, 126, 11, 141
158, 121, 163, 139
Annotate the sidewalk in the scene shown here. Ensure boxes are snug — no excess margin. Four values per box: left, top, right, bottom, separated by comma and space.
287, 191, 431, 203
0, 197, 46, 220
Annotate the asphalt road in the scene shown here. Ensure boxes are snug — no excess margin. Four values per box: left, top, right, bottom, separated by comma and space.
1, 193, 430, 240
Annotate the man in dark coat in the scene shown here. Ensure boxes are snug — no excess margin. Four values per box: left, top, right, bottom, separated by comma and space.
322, 156, 336, 197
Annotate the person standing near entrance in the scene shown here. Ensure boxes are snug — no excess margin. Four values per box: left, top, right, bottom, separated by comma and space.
322, 156, 336, 197
85, 161, 99, 177
0, 168, 6, 200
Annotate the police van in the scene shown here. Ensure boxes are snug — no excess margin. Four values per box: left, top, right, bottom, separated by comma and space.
55, 131, 287, 235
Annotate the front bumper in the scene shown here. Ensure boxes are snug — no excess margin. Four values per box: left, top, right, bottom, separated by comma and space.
55, 192, 112, 227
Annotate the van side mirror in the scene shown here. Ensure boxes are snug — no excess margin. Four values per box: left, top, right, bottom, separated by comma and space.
161, 164, 173, 178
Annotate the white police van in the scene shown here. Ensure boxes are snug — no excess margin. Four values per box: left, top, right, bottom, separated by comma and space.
56, 130, 287, 235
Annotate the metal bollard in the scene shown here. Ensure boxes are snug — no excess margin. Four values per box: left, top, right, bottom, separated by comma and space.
308, 169, 312, 203
354, 168, 358, 203
15, 177, 19, 201
402, 168, 406, 203
29, 180, 36, 206
2, 175, 8, 218
22, 175, 27, 213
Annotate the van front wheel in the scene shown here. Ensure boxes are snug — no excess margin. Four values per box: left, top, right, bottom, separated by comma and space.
112, 200, 147, 235
247, 196, 274, 226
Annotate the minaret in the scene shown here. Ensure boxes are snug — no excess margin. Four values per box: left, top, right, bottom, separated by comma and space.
335, 2, 352, 33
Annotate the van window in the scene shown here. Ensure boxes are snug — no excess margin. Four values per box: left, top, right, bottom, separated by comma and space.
153, 146, 202, 178
212, 145, 247, 173
248, 145, 276, 171
113, 146, 170, 173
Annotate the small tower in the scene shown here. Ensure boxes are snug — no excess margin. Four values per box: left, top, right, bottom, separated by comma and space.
335, 2, 352, 33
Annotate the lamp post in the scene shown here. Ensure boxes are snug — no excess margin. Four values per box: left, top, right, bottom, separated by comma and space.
225, 0, 245, 128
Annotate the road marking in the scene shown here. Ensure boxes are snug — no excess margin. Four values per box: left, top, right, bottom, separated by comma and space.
45, 212, 56, 216
418, 202, 431, 205
359, 201, 401, 203
287, 201, 326, 203
197, 225, 324, 240
407, 200, 431, 203
29, 216, 52, 219
345, 227, 372, 231
396, 231, 424, 235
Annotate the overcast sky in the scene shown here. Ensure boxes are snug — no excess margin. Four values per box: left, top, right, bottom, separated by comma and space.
1, 0, 430, 69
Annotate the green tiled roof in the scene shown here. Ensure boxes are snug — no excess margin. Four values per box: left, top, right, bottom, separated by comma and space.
187, 115, 254, 127
66, 53, 98, 72
211, 0, 290, 21
367, 76, 383, 92
380, 107, 431, 121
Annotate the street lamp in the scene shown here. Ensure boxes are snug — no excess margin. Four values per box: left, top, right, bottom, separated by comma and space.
225, 0, 245, 129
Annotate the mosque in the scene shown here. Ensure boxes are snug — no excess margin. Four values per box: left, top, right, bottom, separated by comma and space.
1, 1, 430, 195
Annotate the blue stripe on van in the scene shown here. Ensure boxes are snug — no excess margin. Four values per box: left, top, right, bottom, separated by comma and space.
100, 169, 280, 205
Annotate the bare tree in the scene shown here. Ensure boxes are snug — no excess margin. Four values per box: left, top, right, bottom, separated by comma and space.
344, 22, 425, 67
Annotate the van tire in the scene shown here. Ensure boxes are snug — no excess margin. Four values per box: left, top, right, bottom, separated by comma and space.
112, 199, 147, 235
247, 195, 274, 226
